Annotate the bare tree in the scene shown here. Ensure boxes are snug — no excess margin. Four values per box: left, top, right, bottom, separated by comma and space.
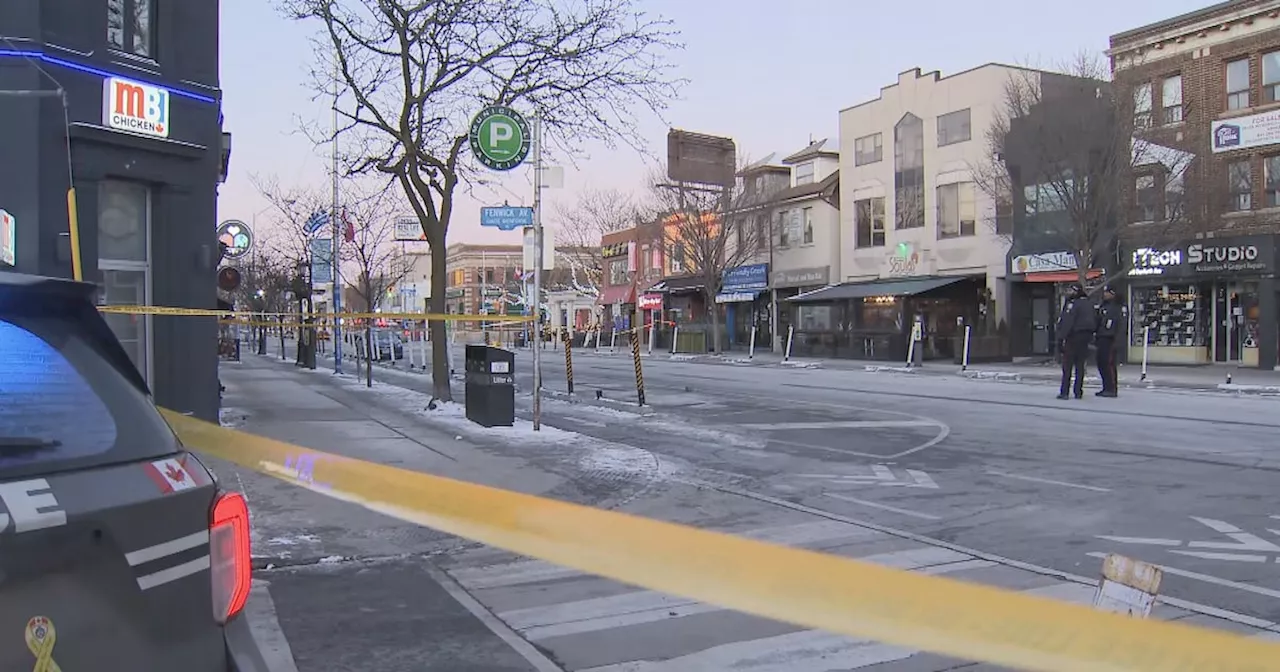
281, 0, 684, 401
227, 251, 294, 356
649, 170, 768, 353
554, 187, 652, 298
341, 186, 415, 387
973, 54, 1196, 288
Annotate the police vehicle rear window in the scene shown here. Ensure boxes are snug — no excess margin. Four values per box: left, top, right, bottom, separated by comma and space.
0, 313, 178, 480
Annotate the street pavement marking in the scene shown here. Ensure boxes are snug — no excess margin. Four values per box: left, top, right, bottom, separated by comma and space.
576, 629, 918, 672
985, 470, 1112, 493
1095, 536, 1183, 546
824, 493, 942, 520
453, 520, 880, 591
244, 580, 300, 672
1086, 551, 1280, 599
499, 547, 973, 642
1096, 516, 1280, 563
737, 420, 942, 431
797, 466, 939, 489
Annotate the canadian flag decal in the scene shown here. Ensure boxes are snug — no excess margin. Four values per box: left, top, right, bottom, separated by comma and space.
145, 458, 198, 494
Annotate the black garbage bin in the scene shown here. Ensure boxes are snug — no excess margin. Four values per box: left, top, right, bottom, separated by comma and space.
465, 345, 515, 427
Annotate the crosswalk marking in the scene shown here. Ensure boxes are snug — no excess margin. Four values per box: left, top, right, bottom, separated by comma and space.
577, 629, 918, 672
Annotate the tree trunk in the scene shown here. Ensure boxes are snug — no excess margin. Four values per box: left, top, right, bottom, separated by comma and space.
365, 324, 374, 388
708, 288, 722, 353
278, 316, 286, 360
429, 246, 453, 401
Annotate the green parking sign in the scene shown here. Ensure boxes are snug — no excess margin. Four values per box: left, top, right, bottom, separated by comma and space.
469, 106, 531, 171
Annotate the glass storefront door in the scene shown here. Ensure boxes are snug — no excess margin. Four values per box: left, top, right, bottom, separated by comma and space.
1214, 282, 1260, 363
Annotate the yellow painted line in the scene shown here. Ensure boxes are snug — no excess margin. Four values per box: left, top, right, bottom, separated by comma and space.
160, 408, 1280, 671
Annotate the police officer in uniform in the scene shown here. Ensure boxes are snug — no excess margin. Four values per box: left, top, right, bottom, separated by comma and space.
1055, 283, 1097, 400
1094, 284, 1126, 397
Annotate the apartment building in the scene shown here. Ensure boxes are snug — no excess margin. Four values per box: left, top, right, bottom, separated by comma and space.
1110, 0, 1280, 369
385, 249, 432, 313
443, 243, 524, 320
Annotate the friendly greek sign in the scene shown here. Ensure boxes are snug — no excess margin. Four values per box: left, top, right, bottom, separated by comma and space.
469, 106, 531, 171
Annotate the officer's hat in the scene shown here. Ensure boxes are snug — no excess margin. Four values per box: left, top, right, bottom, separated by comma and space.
1102, 284, 1116, 294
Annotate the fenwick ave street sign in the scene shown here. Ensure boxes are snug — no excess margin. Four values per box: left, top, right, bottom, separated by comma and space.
480, 206, 534, 231
469, 105, 531, 171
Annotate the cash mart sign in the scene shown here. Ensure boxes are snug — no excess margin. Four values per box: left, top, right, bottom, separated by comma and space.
102, 77, 170, 138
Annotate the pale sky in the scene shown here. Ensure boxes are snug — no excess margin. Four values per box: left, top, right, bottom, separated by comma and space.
217, 0, 1204, 249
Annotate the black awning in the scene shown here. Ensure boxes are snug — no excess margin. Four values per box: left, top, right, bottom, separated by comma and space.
789, 276, 970, 303
652, 275, 705, 293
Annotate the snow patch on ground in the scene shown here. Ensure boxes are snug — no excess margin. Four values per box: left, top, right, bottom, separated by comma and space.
219, 406, 250, 428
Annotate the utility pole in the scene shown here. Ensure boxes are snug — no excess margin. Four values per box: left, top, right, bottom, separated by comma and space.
532, 115, 544, 431
330, 51, 344, 374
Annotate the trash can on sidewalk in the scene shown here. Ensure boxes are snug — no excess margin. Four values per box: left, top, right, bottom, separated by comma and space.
465, 345, 515, 427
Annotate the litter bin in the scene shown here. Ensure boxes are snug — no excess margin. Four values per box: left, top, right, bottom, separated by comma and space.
465, 345, 515, 427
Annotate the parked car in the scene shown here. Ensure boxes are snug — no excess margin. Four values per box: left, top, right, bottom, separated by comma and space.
371, 328, 404, 361
0, 271, 268, 671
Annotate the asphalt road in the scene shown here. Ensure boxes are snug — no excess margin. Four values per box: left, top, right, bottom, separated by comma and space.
226, 344, 1280, 670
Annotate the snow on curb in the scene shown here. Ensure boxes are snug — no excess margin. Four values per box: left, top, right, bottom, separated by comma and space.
1218, 383, 1280, 394
863, 365, 917, 374
781, 360, 822, 369
219, 406, 251, 428
538, 388, 654, 415
669, 354, 701, 362
957, 370, 1022, 382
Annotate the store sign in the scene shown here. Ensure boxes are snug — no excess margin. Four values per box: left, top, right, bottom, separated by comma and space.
102, 77, 170, 138
1211, 110, 1280, 153
1129, 247, 1181, 276
1187, 238, 1273, 274
721, 263, 768, 292
772, 266, 829, 288
886, 242, 920, 277
637, 294, 663, 310
1011, 251, 1077, 274
0, 209, 14, 267
715, 292, 757, 304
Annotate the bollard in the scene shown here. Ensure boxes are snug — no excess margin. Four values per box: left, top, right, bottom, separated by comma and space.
563, 330, 575, 395
594, 327, 602, 354
648, 318, 656, 355
671, 325, 680, 354
961, 325, 972, 371
631, 328, 646, 406
783, 324, 794, 362
748, 323, 757, 360
611, 329, 618, 352
1140, 325, 1150, 382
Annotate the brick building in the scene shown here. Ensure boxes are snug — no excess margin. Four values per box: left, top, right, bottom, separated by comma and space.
1110, 0, 1280, 369
442, 243, 524, 323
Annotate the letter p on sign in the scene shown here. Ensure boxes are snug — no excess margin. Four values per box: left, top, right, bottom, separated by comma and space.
489, 121, 514, 148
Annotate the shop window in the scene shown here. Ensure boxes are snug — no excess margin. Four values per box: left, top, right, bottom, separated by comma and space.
854, 197, 886, 248
859, 296, 899, 331
1131, 284, 1206, 348
1227, 58, 1251, 110
802, 207, 814, 245
1227, 160, 1253, 211
936, 182, 976, 238
97, 180, 152, 383
797, 305, 833, 331
1267, 156, 1280, 207
854, 133, 882, 166
1162, 75, 1183, 124
1265, 52, 1280, 104
107, 0, 155, 58
1133, 84, 1153, 129
1134, 175, 1158, 221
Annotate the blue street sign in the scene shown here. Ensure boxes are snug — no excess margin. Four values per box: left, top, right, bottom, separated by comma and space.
304, 210, 330, 235
480, 206, 534, 231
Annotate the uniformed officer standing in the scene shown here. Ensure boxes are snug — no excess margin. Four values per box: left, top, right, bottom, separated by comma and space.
1094, 284, 1127, 397
1055, 283, 1097, 400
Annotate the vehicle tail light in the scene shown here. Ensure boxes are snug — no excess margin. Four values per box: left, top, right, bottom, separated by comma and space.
210, 491, 252, 624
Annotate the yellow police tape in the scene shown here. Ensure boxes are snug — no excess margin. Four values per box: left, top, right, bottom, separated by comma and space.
159, 408, 1280, 671
99, 304, 534, 323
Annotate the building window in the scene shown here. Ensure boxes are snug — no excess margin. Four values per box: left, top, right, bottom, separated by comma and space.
794, 161, 815, 186
1266, 156, 1280, 207
1133, 84, 1153, 129
854, 133, 882, 166
1134, 175, 1158, 221
777, 210, 790, 247
1227, 58, 1251, 110
107, 0, 155, 58
97, 180, 151, 383
1228, 160, 1252, 211
1165, 171, 1185, 220
894, 113, 925, 229
936, 183, 976, 238
936, 109, 971, 146
670, 242, 685, 273
485, 268, 495, 284
609, 259, 627, 285
1161, 75, 1183, 124
854, 197, 886, 248
1023, 181, 1070, 215
801, 207, 814, 244
1265, 52, 1280, 104
754, 215, 766, 246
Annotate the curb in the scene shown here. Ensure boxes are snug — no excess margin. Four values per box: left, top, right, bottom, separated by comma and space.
537, 388, 655, 416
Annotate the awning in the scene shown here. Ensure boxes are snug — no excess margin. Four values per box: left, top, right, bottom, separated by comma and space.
649, 275, 705, 294
789, 276, 970, 303
1022, 269, 1103, 283
715, 290, 761, 304
597, 285, 636, 305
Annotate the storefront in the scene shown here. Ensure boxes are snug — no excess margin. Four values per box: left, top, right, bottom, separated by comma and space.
1126, 235, 1278, 369
715, 263, 769, 349
771, 265, 830, 352
1006, 250, 1104, 357
786, 274, 986, 361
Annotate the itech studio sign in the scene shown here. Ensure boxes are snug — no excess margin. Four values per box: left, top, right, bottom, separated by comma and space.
102, 77, 170, 139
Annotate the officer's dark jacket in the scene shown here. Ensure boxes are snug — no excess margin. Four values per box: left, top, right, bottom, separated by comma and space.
1095, 300, 1127, 339
1056, 296, 1098, 337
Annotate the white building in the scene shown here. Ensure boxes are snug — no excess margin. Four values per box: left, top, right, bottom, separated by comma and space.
789, 65, 1026, 361
387, 248, 432, 313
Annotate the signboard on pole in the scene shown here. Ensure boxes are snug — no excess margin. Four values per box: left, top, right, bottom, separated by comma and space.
481, 206, 534, 231
310, 238, 333, 284
394, 216, 425, 241
667, 129, 736, 187
304, 210, 330, 235
523, 226, 554, 271
216, 220, 253, 260
469, 106, 532, 171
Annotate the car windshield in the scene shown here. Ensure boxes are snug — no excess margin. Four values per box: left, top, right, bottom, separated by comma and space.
0, 301, 178, 479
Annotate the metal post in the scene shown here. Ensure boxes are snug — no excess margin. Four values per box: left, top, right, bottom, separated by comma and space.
648, 315, 656, 355
563, 331, 574, 395
610, 329, 617, 352
532, 115, 545, 430
748, 322, 757, 360
962, 325, 972, 371
631, 328, 646, 406
906, 325, 917, 367
1140, 325, 1150, 382
784, 324, 794, 362
671, 325, 680, 354
331, 51, 344, 375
